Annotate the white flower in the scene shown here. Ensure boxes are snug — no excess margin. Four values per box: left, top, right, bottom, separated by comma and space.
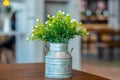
87, 32, 89, 35
71, 19, 76, 22
58, 10, 62, 12
45, 22, 47, 24
31, 34, 34, 36
66, 14, 70, 16
35, 26, 38, 28
47, 15, 50, 17
72, 19, 77, 21
49, 24, 52, 26
26, 38, 29, 41
52, 16, 54, 18
83, 28, 86, 31
62, 11, 65, 14
36, 19, 39, 22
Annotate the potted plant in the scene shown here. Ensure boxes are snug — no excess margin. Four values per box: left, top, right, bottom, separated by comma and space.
28, 10, 88, 78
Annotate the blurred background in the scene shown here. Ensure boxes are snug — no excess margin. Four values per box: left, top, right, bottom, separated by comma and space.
0, 0, 120, 80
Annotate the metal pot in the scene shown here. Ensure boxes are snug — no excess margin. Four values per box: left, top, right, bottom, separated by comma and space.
45, 43, 72, 78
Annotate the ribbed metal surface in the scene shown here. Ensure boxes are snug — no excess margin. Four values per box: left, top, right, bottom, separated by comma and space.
45, 43, 72, 78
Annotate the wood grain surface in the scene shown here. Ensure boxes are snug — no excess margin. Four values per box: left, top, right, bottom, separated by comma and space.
0, 63, 109, 80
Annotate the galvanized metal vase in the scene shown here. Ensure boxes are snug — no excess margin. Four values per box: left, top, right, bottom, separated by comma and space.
45, 43, 72, 78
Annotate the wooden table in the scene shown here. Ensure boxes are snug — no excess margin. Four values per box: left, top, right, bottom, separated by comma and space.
0, 63, 109, 80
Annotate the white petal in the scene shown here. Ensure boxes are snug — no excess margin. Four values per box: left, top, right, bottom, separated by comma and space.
36, 19, 39, 22
26, 38, 29, 41
47, 15, 50, 17
62, 12, 65, 14
58, 10, 62, 12
32, 34, 34, 36
84, 28, 86, 31
32, 30, 34, 32
45, 22, 47, 24
66, 14, 70, 16
35, 26, 38, 28
71, 19, 76, 21
87, 32, 89, 35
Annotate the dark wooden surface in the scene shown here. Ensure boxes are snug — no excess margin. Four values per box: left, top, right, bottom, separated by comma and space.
0, 63, 109, 80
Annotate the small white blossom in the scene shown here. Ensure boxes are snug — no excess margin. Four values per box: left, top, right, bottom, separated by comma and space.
32, 34, 34, 36
26, 38, 29, 41
58, 10, 62, 12
72, 19, 76, 21
32, 30, 34, 32
35, 26, 38, 28
71, 19, 77, 22
66, 14, 70, 16
52, 16, 54, 18
47, 15, 50, 17
87, 32, 89, 35
62, 12, 65, 14
49, 24, 52, 26
45, 22, 47, 24
36, 19, 39, 22
83, 28, 86, 31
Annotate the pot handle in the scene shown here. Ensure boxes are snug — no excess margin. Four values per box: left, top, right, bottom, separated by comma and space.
44, 45, 49, 54
70, 47, 73, 54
